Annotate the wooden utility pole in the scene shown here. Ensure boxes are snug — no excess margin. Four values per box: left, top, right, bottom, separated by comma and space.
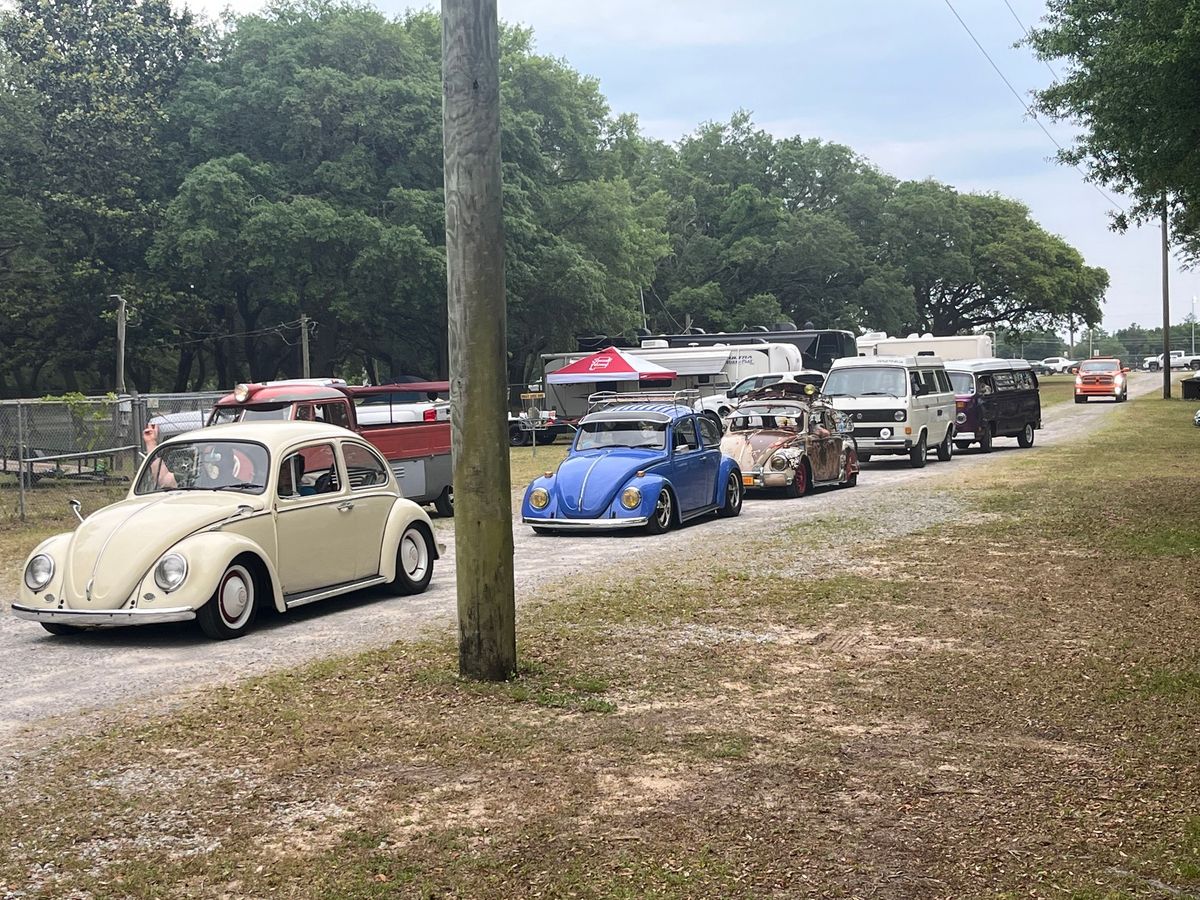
1161, 195, 1172, 399
442, 0, 516, 680
111, 293, 127, 394
300, 312, 311, 378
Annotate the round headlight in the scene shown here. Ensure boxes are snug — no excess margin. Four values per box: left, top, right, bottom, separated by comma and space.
770, 455, 789, 471
955, 412, 966, 425
24, 554, 54, 592
893, 410, 906, 422
529, 487, 550, 510
621, 486, 642, 509
154, 553, 188, 592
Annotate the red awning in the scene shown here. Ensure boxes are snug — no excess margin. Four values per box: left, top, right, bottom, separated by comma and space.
545, 346, 677, 384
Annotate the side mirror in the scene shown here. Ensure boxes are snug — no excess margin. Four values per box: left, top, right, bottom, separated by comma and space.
68, 498, 84, 523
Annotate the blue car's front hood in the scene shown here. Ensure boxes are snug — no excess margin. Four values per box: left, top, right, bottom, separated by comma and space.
555, 448, 667, 517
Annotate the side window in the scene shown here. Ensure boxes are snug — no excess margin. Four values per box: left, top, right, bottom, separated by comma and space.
294, 404, 314, 421
343, 442, 389, 489
1015, 371, 1035, 390
977, 375, 996, 395
278, 442, 340, 499
994, 372, 1016, 391
320, 402, 352, 430
673, 419, 699, 453
934, 370, 952, 393
697, 415, 723, 447
910, 372, 924, 396
918, 370, 940, 394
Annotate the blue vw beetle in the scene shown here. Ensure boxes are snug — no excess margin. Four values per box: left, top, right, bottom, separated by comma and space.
521, 394, 743, 535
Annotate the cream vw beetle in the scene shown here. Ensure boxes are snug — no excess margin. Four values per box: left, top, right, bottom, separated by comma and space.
12, 422, 440, 639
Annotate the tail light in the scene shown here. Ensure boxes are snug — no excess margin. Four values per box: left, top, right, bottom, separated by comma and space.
423, 408, 436, 422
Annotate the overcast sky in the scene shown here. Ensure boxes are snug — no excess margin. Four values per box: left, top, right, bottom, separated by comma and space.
182, 0, 1200, 334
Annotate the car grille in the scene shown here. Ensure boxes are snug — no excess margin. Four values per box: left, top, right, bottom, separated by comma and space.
847, 409, 901, 423
1081, 375, 1114, 384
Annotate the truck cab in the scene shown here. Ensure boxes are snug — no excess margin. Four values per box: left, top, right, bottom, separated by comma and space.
209, 380, 453, 515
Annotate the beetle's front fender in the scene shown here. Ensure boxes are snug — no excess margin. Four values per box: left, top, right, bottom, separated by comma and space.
133, 532, 285, 614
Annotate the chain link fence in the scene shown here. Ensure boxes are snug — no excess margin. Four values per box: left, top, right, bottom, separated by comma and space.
0, 393, 224, 525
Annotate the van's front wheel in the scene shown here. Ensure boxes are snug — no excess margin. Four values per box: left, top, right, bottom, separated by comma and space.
908, 434, 927, 468
1017, 423, 1035, 448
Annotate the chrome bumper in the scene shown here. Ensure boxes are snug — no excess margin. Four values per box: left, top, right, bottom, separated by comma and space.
522, 516, 649, 531
12, 603, 197, 627
857, 438, 913, 451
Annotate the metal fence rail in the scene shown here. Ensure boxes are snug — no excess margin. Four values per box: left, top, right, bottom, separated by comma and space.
0, 393, 223, 524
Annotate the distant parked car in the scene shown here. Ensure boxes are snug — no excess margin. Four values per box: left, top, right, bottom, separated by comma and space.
694, 370, 826, 418
1027, 361, 1052, 375
1040, 356, 1077, 374
1194, 409, 1200, 427
147, 408, 207, 440
521, 392, 742, 534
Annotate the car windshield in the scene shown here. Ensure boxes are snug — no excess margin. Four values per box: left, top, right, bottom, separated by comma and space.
576, 420, 666, 450
948, 372, 975, 394
728, 404, 807, 431
136, 440, 270, 495
1079, 360, 1118, 373
823, 366, 907, 398
210, 404, 290, 425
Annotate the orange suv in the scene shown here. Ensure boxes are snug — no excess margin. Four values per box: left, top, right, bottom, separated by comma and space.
1074, 357, 1130, 403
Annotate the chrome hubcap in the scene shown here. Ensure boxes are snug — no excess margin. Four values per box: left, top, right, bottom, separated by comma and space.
401, 530, 429, 579
219, 567, 252, 627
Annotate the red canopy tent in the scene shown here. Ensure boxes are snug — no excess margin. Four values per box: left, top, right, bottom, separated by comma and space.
545, 346, 677, 384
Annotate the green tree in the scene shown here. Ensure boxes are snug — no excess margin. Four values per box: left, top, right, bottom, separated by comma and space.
1028, 1, 1200, 257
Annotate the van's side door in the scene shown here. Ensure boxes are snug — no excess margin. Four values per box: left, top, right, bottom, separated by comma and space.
992, 371, 1018, 433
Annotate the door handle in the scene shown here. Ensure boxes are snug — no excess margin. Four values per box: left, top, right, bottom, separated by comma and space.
337, 500, 355, 512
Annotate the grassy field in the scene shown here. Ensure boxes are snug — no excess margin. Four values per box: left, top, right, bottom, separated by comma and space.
1, 393, 1197, 896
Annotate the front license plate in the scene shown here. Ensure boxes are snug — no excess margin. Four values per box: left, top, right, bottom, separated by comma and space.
742, 475, 755, 486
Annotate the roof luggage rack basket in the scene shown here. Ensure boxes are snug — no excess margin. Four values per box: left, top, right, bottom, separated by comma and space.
586, 389, 699, 411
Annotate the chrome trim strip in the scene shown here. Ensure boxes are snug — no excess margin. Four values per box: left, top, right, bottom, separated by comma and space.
12, 603, 196, 626
522, 516, 649, 531
283, 576, 387, 610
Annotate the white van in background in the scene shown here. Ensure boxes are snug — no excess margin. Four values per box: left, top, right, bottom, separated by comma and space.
824, 355, 957, 468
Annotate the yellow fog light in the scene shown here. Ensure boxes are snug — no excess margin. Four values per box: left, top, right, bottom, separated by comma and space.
529, 487, 550, 510
621, 486, 642, 509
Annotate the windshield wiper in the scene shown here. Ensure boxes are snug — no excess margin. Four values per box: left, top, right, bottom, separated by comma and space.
860, 391, 899, 398
213, 484, 264, 493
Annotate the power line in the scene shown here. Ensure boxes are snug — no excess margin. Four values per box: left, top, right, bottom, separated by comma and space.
999, 0, 1061, 83
942, 0, 1125, 213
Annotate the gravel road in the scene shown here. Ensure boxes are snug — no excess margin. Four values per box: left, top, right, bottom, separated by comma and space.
0, 375, 1160, 747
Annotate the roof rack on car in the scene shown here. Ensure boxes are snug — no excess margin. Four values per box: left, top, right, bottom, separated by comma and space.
586, 389, 699, 411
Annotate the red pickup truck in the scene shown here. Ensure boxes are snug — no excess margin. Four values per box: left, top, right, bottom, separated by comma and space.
208, 379, 453, 515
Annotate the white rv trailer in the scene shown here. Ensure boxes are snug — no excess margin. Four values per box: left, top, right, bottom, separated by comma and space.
541, 341, 804, 420
858, 332, 994, 362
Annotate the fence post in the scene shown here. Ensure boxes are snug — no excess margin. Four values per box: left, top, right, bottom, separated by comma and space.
15, 401, 26, 522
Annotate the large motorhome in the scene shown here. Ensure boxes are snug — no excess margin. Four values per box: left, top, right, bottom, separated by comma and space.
541, 341, 804, 420
857, 332, 994, 361
577, 327, 857, 373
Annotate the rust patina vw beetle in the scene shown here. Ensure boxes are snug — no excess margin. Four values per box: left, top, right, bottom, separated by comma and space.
719, 378, 859, 497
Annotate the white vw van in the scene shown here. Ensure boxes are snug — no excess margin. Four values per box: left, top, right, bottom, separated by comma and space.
823, 356, 956, 468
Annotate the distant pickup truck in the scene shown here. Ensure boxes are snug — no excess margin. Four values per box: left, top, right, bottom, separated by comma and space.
209, 379, 453, 515
1145, 351, 1200, 371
